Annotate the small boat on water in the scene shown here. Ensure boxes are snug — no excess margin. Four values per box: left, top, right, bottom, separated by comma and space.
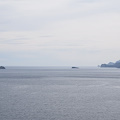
0, 66, 5, 69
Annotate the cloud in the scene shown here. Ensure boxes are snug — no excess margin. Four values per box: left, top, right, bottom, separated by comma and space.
0, 0, 120, 65
1, 0, 119, 31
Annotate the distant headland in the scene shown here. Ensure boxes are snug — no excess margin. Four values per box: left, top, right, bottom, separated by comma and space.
101, 60, 120, 68
0, 66, 5, 69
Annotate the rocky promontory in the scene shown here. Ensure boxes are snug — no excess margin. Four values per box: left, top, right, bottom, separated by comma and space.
101, 60, 120, 68
0, 66, 5, 69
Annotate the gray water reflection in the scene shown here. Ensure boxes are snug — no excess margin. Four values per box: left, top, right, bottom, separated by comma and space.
0, 67, 120, 120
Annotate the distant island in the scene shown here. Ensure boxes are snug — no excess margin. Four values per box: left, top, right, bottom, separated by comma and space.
101, 60, 120, 68
72, 67, 79, 69
0, 66, 5, 69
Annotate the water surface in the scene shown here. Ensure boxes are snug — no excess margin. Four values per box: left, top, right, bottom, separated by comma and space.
0, 67, 120, 120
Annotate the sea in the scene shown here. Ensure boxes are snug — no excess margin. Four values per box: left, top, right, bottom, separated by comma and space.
0, 66, 120, 120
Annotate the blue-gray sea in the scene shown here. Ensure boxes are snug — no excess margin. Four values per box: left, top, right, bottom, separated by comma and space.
0, 66, 120, 120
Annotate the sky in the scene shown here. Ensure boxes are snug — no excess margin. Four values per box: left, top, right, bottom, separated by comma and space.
0, 0, 120, 66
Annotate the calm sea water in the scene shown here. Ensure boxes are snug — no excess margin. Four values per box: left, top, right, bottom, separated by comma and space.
0, 67, 120, 120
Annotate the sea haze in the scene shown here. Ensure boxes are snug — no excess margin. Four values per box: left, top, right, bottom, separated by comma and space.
0, 67, 120, 120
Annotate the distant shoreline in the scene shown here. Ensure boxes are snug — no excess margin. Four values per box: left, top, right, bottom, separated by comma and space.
101, 60, 120, 68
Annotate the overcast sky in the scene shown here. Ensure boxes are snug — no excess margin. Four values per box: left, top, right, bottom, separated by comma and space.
0, 0, 120, 66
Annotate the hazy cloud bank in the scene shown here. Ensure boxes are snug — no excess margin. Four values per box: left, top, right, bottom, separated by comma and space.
0, 0, 120, 65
